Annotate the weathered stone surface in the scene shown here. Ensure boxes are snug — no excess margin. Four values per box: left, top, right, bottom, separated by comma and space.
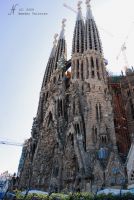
18, 2, 134, 193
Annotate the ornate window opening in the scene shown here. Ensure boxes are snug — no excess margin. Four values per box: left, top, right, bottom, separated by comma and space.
95, 25, 102, 53
96, 58, 101, 80
86, 58, 89, 79
82, 84, 84, 95
92, 126, 97, 143
91, 57, 95, 78
92, 23, 97, 51
81, 62, 84, 80
75, 123, 80, 135
96, 103, 102, 121
76, 23, 80, 53
100, 135, 108, 144
77, 60, 80, 79
89, 21, 92, 49
130, 170, 134, 181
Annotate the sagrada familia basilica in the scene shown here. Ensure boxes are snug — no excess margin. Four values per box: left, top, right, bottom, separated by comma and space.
17, 0, 134, 193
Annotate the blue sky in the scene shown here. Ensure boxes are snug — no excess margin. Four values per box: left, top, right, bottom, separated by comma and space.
0, 0, 134, 174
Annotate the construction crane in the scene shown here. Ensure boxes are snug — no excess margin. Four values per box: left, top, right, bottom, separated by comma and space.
0, 140, 23, 147
116, 42, 128, 71
116, 22, 134, 71
63, 3, 114, 37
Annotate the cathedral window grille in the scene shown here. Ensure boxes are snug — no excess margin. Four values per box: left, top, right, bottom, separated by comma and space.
73, 27, 77, 53
86, 58, 89, 79
95, 25, 102, 53
76, 22, 80, 53
89, 20, 92, 49
100, 135, 108, 144
92, 22, 97, 51
81, 62, 84, 80
85, 25, 87, 50
96, 58, 101, 80
91, 57, 95, 78
77, 60, 80, 79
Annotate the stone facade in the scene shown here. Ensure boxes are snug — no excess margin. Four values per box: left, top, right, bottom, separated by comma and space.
18, 1, 134, 193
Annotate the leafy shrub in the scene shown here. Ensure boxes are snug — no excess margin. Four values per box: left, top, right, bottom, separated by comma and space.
15, 190, 49, 200
15, 191, 134, 200
69, 192, 93, 200
50, 193, 70, 200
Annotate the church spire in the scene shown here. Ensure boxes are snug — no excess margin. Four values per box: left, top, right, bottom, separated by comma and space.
84, 0, 102, 53
72, 1, 85, 54
42, 34, 58, 88
54, 19, 67, 70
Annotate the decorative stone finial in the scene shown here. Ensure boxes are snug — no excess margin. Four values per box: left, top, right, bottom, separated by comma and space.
62, 18, 67, 30
59, 18, 67, 39
78, 1, 82, 10
53, 33, 58, 46
86, 0, 91, 7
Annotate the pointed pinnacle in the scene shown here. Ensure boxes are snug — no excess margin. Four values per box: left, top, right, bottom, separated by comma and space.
86, 0, 91, 7
77, 1, 82, 10
53, 33, 58, 46
62, 18, 67, 30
